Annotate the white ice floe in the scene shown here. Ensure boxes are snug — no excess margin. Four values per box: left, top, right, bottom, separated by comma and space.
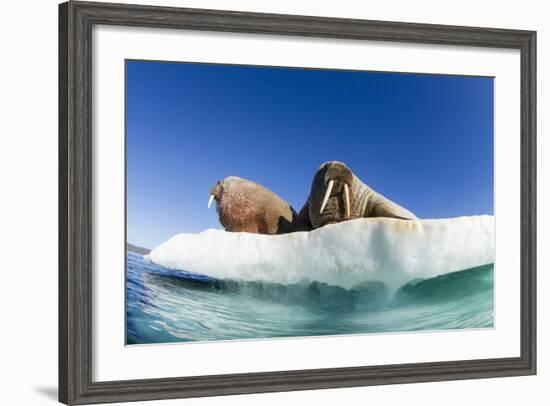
146, 216, 495, 291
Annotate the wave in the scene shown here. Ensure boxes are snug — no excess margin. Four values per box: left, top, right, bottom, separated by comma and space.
146, 216, 494, 291
143, 262, 493, 311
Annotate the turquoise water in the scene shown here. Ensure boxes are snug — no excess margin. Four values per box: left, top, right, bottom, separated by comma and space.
126, 251, 494, 344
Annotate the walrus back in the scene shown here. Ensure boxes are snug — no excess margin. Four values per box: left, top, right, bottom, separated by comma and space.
353, 176, 417, 220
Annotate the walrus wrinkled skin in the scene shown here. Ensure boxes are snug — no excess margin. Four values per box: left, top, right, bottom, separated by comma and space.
208, 176, 308, 234
297, 161, 417, 229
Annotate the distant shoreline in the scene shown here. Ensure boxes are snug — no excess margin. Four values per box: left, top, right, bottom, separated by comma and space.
127, 243, 150, 255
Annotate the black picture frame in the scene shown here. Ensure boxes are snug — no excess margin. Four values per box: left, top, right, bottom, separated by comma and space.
59, 1, 537, 404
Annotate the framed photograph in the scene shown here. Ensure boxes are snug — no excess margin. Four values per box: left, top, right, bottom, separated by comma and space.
59, 1, 536, 404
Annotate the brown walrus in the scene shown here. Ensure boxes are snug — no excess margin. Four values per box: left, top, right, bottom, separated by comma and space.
296, 161, 417, 229
208, 176, 308, 234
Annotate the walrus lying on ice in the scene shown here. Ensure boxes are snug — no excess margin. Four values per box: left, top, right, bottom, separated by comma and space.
208, 161, 416, 234
296, 161, 417, 230
208, 176, 309, 234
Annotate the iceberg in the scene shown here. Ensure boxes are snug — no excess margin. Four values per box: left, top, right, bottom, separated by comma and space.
146, 216, 495, 291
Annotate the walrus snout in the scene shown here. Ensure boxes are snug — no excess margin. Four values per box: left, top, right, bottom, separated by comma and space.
319, 161, 353, 219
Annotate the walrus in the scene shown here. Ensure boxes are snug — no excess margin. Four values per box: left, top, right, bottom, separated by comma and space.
297, 161, 417, 229
208, 176, 309, 234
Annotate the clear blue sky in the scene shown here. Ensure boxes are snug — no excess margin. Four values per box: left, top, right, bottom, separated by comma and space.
126, 60, 493, 249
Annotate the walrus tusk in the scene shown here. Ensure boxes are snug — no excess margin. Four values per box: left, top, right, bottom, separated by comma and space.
344, 183, 350, 219
320, 180, 334, 214
208, 194, 215, 209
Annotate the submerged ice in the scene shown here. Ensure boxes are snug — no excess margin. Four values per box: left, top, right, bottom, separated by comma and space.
146, 216, 494, 291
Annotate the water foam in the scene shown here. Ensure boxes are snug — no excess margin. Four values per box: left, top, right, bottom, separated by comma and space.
146, 216, 494, 291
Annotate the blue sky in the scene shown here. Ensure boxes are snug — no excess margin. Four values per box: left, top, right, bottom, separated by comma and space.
126, 60, 494, 248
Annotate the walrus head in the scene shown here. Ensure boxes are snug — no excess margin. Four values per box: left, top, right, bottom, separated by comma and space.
207, 176, 300, 234
208, 177, 238, 211
308, 161, 354, 228
209, 176, 258, 210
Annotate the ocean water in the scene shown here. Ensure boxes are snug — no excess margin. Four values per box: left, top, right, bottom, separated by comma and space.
126, 251, 494, 344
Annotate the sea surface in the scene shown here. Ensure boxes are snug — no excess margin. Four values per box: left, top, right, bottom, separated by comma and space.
126, 251, 494, 344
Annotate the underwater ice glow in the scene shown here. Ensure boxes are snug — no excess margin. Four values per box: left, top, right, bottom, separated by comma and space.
147, 215, 494, 291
